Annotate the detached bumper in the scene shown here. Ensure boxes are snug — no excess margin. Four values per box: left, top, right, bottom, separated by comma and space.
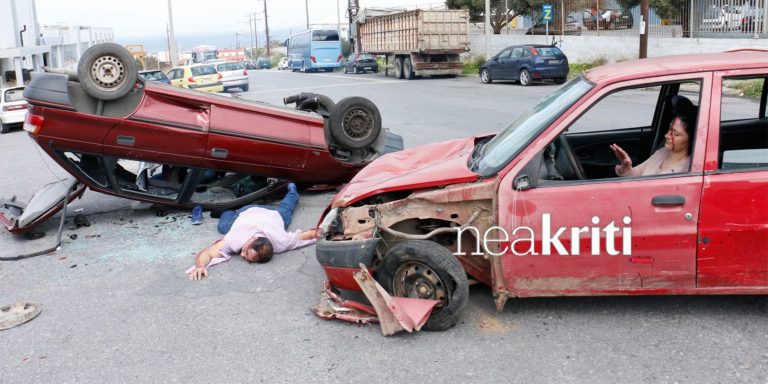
316, 238, 379, 291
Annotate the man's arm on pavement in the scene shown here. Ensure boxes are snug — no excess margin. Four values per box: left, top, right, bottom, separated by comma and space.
189, 240, 226, 281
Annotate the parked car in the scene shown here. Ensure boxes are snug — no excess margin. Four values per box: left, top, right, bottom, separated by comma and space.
344, 53, 379, 74
314, 50, 768, 331
167, 64, 223, 93
479, 45, 569, 86
257, 57, 272, 69
214, 61, 249, 92
277, 57, 289, 70
701, 6, 742, 31
582, 8, 634, 30
138, 70, 171, 85
526, 15, 583, 35
739, 6, 764, 33
0, 43, 403, 234
0, 86, 27, 134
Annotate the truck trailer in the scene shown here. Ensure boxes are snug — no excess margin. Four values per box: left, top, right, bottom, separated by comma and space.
357, 8, 470, 79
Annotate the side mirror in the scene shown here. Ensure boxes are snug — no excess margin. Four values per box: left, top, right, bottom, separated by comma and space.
491, 55, 499, 61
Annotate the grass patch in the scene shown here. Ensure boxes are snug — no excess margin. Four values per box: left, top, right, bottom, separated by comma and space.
568, 57, 608, 79
729, 80, 764, 99
462, 56, 487, 75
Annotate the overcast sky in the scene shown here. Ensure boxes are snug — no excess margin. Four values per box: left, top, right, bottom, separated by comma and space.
35, 0, 446, 38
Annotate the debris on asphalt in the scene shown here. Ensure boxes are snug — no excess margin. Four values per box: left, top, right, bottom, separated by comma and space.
69, 234, 77, 240
0, 302, 42, 331
69, 264, 77, 268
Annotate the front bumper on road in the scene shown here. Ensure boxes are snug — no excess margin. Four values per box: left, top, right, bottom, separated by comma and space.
316, 238, 379, 291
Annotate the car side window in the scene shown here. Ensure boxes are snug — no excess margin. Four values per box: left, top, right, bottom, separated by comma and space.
522, 49, 531, 58
718, 76, 768, 171
497, 49, 511, 60
511, 48, 524, 58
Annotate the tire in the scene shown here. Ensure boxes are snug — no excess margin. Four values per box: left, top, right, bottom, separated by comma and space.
328, 96, 382, 150
76, 43, 138, 101
241, 84, 249, 92
375, 240, 469, 332
0, 123, 9, 134
295, 93, 335, 117
480, 68, 492, 84
554, 76, 566, 84
519, 69, 532, 86
403, 57, 414, 80
394, 57, 404, 79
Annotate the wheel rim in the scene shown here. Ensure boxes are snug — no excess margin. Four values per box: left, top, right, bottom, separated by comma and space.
90, 55, 126, 91
481, 70, 489, 82
392, 261, 449, 306
342, 108, 375, 142
521, 71, 529, 84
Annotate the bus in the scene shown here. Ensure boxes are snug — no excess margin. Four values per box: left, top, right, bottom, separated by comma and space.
287, 29, 343, 72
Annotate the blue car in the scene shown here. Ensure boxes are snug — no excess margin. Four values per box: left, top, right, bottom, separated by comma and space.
138, 70, 171, 85
479, 45, 569, 86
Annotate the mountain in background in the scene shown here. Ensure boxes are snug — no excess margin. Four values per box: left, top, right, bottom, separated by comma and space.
116, 28, 300, 53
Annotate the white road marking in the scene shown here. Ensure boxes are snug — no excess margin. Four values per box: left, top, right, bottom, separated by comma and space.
243, 77, 406, 94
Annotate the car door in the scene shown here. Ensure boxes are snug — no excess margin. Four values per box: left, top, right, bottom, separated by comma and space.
508, 47, 525, 80
487, 48, 511, 79
496, 75, 711, 294
697, 70, 768, 287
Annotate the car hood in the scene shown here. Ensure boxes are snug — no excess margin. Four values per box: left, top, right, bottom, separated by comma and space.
331, 137, 481, 207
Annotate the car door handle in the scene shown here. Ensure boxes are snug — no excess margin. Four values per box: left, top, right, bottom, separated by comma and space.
211, 148, 228, 159
116, 135, 135, 146
652, 195, 685, 206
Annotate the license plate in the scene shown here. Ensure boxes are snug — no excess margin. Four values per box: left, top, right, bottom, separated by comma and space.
549, 60, 560, 64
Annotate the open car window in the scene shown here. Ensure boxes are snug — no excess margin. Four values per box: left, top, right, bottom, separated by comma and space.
718, 76, 768, 171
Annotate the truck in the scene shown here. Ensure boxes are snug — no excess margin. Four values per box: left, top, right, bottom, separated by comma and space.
356, 8, 470, 79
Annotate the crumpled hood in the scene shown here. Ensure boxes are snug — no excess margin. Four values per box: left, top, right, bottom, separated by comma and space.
332, 137, 480, 207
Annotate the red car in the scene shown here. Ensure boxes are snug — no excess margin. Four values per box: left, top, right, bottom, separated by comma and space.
0, 44, 402, 234
315, 50, 768, 331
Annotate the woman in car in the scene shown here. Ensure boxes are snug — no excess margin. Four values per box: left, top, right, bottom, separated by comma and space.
610, 95, 696, 177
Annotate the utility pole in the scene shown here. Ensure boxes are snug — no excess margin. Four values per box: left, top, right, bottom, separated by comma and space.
167, 0, 178, 65
485, 0, 491, 59
247, 14, 254, 59
305, 0, 310, 29
337, 0, 341, 32
263, 0, 271, 57
355, 0, 361, 52
639, 0, 649, 58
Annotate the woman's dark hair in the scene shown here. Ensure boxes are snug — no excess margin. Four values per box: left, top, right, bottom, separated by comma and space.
670, 95, 697, 154
249, 237, 274, 263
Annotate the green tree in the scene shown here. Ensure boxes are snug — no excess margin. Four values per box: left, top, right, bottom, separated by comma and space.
446, 0, 538, 34
615, 0, 690, 36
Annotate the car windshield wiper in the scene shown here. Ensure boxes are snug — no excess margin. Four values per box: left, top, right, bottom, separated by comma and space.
468, 138, 490, 172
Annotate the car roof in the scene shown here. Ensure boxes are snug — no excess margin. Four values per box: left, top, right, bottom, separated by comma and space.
584, 51, 768, 84
1, 86, 24, 92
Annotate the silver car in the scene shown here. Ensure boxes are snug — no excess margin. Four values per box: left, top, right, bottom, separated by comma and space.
215, 61, 249, 92
0, 87, 27, 134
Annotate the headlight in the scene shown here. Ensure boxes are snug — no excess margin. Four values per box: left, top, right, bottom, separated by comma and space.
318, 208, 339, 237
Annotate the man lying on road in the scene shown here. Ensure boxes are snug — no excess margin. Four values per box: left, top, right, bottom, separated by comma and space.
187, 183, 317, 281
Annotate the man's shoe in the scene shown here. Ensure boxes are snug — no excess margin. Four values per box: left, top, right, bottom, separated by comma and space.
191, 205, 204, 225
287, 183, 298, 194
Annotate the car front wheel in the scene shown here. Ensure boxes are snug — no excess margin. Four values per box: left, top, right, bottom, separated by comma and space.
375, 240, 469, 331
480, 68, 492, 84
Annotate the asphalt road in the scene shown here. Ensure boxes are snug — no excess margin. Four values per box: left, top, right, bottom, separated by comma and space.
1, 70, 766, 384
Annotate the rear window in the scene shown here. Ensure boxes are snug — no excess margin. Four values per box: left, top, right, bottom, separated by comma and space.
216, 62, 246, 71
312, 30, 339, 41
4, 88, 24, 102
191, 66, 217, 76
536, 47, 563, 56
359, 53, 374, 61
140, 71, 168, 81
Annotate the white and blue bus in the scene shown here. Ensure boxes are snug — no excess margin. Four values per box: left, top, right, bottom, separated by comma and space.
287, 29, 343, 72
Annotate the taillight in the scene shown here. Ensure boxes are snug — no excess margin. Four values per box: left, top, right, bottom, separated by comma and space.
339, 55, 345, 62
23, 112, 44, 135
188, 77, 196, 83
243, 69, 248, 75
2, 104, 26, 112
310, 55, 317, 63
529, 47, 538, 56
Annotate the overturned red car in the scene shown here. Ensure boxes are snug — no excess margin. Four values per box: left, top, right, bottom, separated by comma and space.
0, 43, 402, 234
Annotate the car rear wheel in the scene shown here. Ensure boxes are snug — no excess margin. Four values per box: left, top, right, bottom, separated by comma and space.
0, 123, 8, 134
76, 43, 138, 101
519, 69, 532, 86
554, 76, 567, 84
241, 84, 249, 92
375, 240, 469, 331
480, 68, 492, 84
329, 96, 382, 150
394, 57, 404, 79
403, 57, 414, 80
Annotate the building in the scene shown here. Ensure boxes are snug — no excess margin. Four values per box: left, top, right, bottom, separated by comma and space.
1, 0, 113, 88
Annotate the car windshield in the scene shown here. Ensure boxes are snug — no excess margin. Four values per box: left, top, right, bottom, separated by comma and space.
4, 88, 24, 102
217, 62, 245, 71
471, 77, 594, 176
140, 71, 167, 81
191, 66, 217, 76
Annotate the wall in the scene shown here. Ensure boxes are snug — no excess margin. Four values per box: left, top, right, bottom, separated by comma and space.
469, 33, 768, 63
